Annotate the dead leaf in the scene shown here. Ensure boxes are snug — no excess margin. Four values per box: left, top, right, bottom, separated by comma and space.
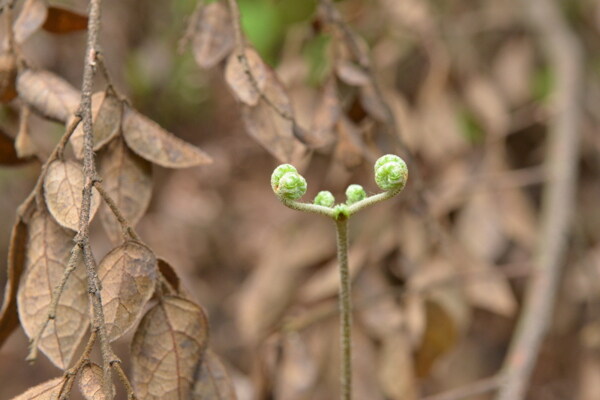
240, 66, 302, 162
10, 377, 65, 400
225, 47, 267, 106
122, 106, 212, 168
192, 349, 238, 400
192, 2, 234, 69
16, 107, 38, 158
0, 218, 28, 348
17, 69, 80, 122
79, 363, 114, 400
360, 82, 388, 122
98, 241, 157, 341
333, 116, 364, 168
0, 52, 18, 103
464, 75, 510, 136
415, 299, 458, 377
378, 333, 418, 400
13, 0, 48, 44
158, 258, 181, 293
42, 6, 88, 33
98, 137, 152, 243
17, 208, 89, 369
132, 296, 209, 400
335, 60, 370, 86
70, 91, 123, 159
0, 128, 25, 165
492, 38, 533, 106
309, 77, 340, 147
43, 159, 100, 231
273, 334, 318, 400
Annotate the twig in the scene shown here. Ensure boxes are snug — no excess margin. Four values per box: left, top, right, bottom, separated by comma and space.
112, 360, 137, 400
494, 0, 582, 398
93, 181, 141, 242
422, 375, 503, 400
75, 0, 116, 399
178, 0, 205, 53
58, 330, 98, 400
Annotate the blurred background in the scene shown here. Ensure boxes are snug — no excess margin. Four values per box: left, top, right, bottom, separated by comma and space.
1, 0, 599, 399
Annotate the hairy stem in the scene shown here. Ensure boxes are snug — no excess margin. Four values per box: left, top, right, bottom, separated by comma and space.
335, 218, 352, 400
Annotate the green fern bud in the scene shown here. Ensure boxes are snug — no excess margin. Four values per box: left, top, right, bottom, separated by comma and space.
374, 154, 408, 191
345, 184, 366, 205
314, 191, 335, 207
272, 165, 307, 200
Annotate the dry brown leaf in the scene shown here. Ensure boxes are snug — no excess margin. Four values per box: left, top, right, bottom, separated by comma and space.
79, 363, 114, 400
158, 258, 181, 293
42, 6, 88, 33
17, 208, 89, 369
415, 299, 458, 377
225, 47, 267, 106
70, 91, 123, 159
131, 296, 209, 400
13, 0, 48, 44
98, 241, 157, 341
335, 60, 370, 87
492, 38, 533, 106
10, 377, 65, 400
43, 160, 100, 231
0, 128, 25, 165
464, 75, 510, 136
122, 106, 212, 168
0, 52, 18, 103
192, 349, 238, 400
16, 69, 80, 122
380, 0, 433, 34
378, 333, 418, 400
360, 82, 388, 122
0, 218, 28, 348
309, 77, 340, 147
98, 137, 152, 243
333, 116, 364, 168
273, 334, 318, 400
192, 2, 234, 69
240, 66, 301, 162
16, 108, 38, 158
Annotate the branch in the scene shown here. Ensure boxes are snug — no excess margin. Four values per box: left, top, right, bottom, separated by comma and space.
495, 0, 583, 398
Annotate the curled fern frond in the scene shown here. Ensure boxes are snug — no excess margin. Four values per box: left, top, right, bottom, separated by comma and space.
345, 184, 366, 205
374, 154, 408, 191
314, 191, 335, 207
271, 164, 307, 200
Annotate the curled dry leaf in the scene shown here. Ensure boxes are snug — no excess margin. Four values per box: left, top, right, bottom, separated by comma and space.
240, 68, 302, 162
333, 116, 365, 169
16, 107, 38, 159
17, 208, 89, 369
10, 377, 65, 400
79, 363, 114, 400
70, 91, 123, 159
12, 0, 48, 44
192, 2, 235, 69
0, 218, 28, 348
16, 69, 80, 122
98, 241, 157, 342
335, 60, 370, 87
0, 52, 18, 103
158, 258, 181, 293
132, 296, 209, 400
43, 160, 100, 231
98, 137, 152, 243
309, 77, 339, 148
43, 6, 88, 33
377, 333, 418, 400
122, 106, 212, 168
192, 349, 238, 400
225, 47, 267, 106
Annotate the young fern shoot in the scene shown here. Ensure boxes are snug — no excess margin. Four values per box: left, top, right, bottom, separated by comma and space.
271, 154, 408, 400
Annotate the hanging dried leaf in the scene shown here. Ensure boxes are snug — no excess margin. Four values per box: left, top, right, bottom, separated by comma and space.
158, 258, 181, 293
17, 69, 80, 122
359, 82, 388, 122
192, 2, 234, 69
16, 107, 38, 158
70, 91, 123, 159
79, 363, 114, 400
0, 52, 18, 103
17, 208, 89, 369
10, 377, 65, 400
0, 128, 25, 165
0, 218, 28, 348
98, 241, 157, 342
309, 77, 340, 147
131, 296, 209, 400
225, 47, 267, 106
335, 60, 370, 87
240, 68, 301, 162
13, 0, 48, 44
414, 299, 458, 377
122, 106, 212, 168
43, 160, 100, 231
377, 333, 418, 400
43, 6, 88, 33
192, 349, 238, 400
98, 137, 152, 243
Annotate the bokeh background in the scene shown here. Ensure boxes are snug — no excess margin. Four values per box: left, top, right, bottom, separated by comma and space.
1, 0, 599, 399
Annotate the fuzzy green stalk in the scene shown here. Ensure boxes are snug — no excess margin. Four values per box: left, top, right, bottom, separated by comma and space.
335, 217, 352, 400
